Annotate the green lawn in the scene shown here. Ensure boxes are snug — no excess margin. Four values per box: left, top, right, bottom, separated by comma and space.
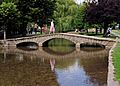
79, 32, 116, 39
79, 32, 103, 36
112, 30, 120, 35
113, 43, 120, 82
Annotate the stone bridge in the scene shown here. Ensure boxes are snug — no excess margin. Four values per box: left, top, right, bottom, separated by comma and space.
0, 33, 116, 49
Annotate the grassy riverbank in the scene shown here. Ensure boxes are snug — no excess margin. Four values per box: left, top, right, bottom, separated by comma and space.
112, 30, 120, 35
113, 43, 120, 82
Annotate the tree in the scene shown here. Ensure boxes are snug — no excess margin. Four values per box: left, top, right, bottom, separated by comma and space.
74, 3, 87, 30
34, 0, 56, 26
54, 0, 78, 32
0, 2, 19, 37
85, 0, 120, 35
15, 0, 35, 36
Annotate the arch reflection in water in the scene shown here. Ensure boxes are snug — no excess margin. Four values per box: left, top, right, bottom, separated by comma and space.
0, 45, 109, 86
80, 42, 105, 50
43, 47, 75, 55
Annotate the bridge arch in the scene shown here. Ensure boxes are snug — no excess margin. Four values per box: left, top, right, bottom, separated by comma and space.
39, 36, 77, 47
16, 41, 39, 50
42, 38, 76, 47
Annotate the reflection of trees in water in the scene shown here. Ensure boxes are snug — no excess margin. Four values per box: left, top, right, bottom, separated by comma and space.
55, 57, 76, 69
53, 49, 108, 86
53, 48, 108, 72
43, 38, 75, 47
43, 47, 75, 55
79, 50, 108, 86
54, 49, 108, 86
0, 53, 58, 86
79, 49, 109, 58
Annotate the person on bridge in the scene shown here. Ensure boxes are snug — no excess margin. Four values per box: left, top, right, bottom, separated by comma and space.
42, 24, 48, 34
34, 23, 38, 34
49, 20, 55, 34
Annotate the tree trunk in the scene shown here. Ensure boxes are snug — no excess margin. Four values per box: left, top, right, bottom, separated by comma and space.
96, 28, 98, 35
100, 28, 102, 33
86, 29, 88, 33
103, 23, 108, 37
20, 22, 27, 36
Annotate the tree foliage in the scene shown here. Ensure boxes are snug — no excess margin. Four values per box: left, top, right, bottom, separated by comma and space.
0, 2, 19, 36
54, 0, 78, 32
54, 0, 88, 32
75, 3, 87, 29
0, 2, 18, 22
85, 0, 120, 34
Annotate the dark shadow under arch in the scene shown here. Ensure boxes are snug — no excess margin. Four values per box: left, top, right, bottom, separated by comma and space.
80, 42, 105, 51
17, 42, 39, 51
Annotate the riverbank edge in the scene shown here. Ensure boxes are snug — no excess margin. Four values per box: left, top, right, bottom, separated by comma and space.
107, 40, 120, 86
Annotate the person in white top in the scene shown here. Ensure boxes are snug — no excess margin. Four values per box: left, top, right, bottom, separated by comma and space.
49, 20, 55, 34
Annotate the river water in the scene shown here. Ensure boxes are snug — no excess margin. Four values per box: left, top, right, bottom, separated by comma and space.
0, 38, 109, 86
